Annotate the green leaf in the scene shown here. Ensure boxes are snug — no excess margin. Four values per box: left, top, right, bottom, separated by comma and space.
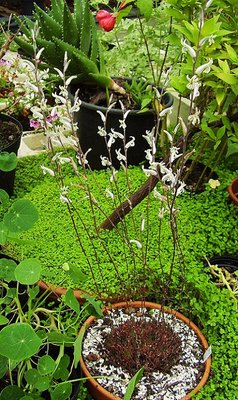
216, 126, 226, 140
216, 89, 225, 106
51, 382, 72, 400
63, 288, 80, 314
0, 258, 17, 282
0, 315, 9, 325
0, 386, 24, 400
63, 1, 78, 47
53, 354, 70, 380
38, 355, 56, 376
215, 72, 237, 85
34, 5, 62, 41
0, 189, 9, 206
0, 355, 8, 379
47, 332, 74, 345
225, 44, 238, 64
123, 367, 144, 400
136, 0, 153, 20
0, 323, 42, 361
14, 258, 41, 285
25, 368, 51, 391
82, 294, 103, 318
0, 222, 8, 245
3, 199, 38, 233
0, 152, 17, 172
73, 325, 85, 368
64, 263, 88, 284
226, 141, 238, 158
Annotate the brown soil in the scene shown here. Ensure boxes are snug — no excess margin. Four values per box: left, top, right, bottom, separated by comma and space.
0, 120, 21, 150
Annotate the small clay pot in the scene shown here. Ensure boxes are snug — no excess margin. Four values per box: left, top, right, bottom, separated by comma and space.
79, 301, 211, 400
228, 178, 238, 206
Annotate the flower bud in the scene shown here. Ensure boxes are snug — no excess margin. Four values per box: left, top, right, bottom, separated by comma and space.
96, 10, 116, 32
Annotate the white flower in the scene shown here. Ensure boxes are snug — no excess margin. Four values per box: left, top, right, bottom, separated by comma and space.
199, 35, 216, 47
125, 136, 135, 149
141, 218, 145, 231
60, 194, 72, 204
163, 130, 173, 143
97, 126, 107, 137
158, 207, 166, 219
205, 0, 214, 9
153, 187, 167, 202
41, 165, 55, 176
97, 110, 106, 123
100, 156, 111, 167
119, 119, 127, 130
105, 188, 114, 199
181, 39, 197, 58
159, 106, 173, 118
195, 59, 213, 75
169, 146, 182, 163
188, 108, 200, 126
142, 128, 155, 148
186, 75, 201, 99
208, 179, 220, 189
129, 239, 142, 249
142, 166, 158, 177
107, 132, 116, 148
35, 47, 45, 61
115, 148, 126, 162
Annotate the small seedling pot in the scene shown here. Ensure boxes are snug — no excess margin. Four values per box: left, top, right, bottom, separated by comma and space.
228, 178, 238, 206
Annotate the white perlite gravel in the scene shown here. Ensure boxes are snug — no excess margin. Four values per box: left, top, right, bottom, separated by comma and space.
82, 308, 205, 400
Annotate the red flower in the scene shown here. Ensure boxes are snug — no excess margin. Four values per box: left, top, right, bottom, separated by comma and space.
96, 10, 116, 32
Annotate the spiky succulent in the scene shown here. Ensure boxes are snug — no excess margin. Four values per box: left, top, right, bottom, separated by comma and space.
14, 0, 124, 93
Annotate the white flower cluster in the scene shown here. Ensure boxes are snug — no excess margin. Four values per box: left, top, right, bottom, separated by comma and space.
0, 50, 49, 113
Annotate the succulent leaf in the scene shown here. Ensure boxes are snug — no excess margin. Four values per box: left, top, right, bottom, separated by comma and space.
13, 37, 34, 57
88, 73, 112, 89
50, 0, 64, 24
14, 15, 32, 37
63, 2, 79, 47
36, 38, 61, 68
79, 0, 91, 56
34, 5, 62, 41
90, 14, 99, 63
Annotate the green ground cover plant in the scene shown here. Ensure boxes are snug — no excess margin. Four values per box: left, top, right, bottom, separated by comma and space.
10, 151, 238, 399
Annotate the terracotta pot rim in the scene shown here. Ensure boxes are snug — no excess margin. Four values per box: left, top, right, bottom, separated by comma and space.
79, 300, 212, 400
228, 177, 238, 205
37, 279, 88, 303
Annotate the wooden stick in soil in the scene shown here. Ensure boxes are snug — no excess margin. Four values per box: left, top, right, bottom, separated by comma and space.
97, 173, 161, 231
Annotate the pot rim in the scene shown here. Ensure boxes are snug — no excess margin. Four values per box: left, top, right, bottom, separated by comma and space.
228, 177, 238, 205
79, 300, 212, 400
37, 279, 88, 304
68, 81, 174, 115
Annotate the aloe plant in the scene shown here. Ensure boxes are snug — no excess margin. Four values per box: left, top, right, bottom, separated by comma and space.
14, 0, 125, 93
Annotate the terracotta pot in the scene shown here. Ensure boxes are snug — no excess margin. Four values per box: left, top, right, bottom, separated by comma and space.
79, 301, 211, 400
228, 178, 238, 206
37, 279, 88, 304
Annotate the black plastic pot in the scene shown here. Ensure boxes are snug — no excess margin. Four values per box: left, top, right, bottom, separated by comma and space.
69, 84, 173, 170
205, 255, 238, 274
0, 114, 23, 196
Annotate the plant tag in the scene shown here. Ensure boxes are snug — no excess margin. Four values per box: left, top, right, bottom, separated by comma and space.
203, 346, 212, 362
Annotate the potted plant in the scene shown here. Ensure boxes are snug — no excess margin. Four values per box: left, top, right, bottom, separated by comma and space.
0, 113, 22, 195
79, 301, 211, 400
14, 0, 173, 170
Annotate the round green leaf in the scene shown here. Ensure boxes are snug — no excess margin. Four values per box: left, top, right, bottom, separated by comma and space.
0, 386, 24, 400
38, 355, 56, 376
14, 259, 41, 285
0, 258, 17, 282
0, 323, 42, 361
0, 152, 17, 172
25, 369, 50, 391
51, 382, 72, 400
3, 199, 38, 233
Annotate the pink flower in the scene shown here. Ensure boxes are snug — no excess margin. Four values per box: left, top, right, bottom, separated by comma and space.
96, 10, 116, 32
30, 119, 41, 129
